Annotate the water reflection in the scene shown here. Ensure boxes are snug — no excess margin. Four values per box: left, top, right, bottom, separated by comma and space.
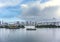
0, 28, 60, 42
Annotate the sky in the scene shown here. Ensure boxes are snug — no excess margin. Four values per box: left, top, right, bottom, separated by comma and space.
0, 0, 60, 22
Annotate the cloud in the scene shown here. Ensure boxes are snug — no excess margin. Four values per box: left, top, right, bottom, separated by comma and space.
0, 0, 22, 7
41, 0, 60, 8
0, 3, 6, 8
20, 4, 28, 9
0, 0, 60, 21
19, 0, 60, 21
0, 17, 24, 22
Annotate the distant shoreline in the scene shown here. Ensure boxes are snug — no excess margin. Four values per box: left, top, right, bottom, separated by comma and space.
35, 25, 60, 28
0, 25, 60, 29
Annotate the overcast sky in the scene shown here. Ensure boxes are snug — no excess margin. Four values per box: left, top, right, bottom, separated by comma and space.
0, 0, 60, 22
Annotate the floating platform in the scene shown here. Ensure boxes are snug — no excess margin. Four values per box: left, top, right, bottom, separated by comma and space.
26, 28, 36, 30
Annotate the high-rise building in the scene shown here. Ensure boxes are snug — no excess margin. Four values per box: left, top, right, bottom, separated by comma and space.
16, 21, 20, 25
0, 21, 1, 25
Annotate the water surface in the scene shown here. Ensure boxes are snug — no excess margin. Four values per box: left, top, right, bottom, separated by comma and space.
0, 28, 60, 42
